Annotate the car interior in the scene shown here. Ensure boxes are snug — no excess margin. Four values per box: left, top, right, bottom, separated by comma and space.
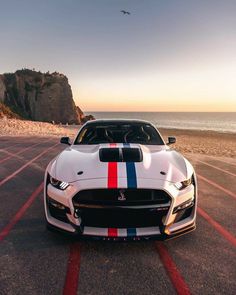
74, 123, 164, 145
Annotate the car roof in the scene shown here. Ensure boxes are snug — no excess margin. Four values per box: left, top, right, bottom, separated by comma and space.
84, 119, 153, 126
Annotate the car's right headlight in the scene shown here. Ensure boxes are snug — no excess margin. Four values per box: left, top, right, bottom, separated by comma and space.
174, 177, 192, 190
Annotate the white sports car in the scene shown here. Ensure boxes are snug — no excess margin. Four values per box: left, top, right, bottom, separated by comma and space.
44, 119, 197, 240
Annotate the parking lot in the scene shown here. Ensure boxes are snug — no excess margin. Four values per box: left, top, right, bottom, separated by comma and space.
0, 136, 235, 295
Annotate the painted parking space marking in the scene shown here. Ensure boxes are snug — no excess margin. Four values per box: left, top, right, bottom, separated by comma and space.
198, 207, 236, 248
156, 242, 191, 295
0, 142, 59, 188
0, 139, 51, 164
63, 243, 81, 295
0, 182, 44, 242
198, 174, 236, 200
197, 160, 236, 177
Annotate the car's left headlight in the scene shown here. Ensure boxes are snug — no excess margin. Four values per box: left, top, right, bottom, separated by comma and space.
49, 175, 70, 190
174, 177, 192, 190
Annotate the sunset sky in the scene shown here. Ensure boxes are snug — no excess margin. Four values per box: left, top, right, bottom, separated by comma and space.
0, 0, 235, 111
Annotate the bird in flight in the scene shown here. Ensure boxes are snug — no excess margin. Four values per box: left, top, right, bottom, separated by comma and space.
121, 10, 131, 15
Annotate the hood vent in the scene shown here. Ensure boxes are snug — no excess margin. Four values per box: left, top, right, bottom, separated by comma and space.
99, 147, 143, 162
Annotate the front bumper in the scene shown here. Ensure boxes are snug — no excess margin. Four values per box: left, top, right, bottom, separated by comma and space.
44, 177, 197, 241
46, 221, 196, 241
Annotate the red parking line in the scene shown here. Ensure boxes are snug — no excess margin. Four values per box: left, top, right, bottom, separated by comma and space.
197, 160, 236, 177
63, 243, 81, 295
0, 183, 43, 242
155, 242, 191, 295
0, 142, 22, 152
0, 140, 50, 164
0, 142, 59, 188
214, 158, 236, 167
0, 140, 42, 151
198, 207, 236, 248
197, 174, 236, 200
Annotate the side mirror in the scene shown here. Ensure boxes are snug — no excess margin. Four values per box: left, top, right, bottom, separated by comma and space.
167, 136, 176, 145
60, 137, 71, 145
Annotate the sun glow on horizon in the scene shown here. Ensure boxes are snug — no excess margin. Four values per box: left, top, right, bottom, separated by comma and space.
72, 63, 236, 112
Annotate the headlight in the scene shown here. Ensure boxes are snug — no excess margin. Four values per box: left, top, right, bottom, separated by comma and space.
174, 177, 192, 190
49, 175, 69, 190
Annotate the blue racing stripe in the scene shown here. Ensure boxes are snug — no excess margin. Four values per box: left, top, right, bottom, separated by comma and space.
123, 143, 130, 147
127, 228, 137, 237
123, 143, 137, 188
126, 162, 137, 188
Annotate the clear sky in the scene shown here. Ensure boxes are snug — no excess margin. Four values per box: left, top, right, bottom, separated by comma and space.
0, 0, 235, 111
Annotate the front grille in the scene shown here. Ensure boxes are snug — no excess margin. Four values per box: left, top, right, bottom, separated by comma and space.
72, 189, 171, 228
73, 189, 171, 206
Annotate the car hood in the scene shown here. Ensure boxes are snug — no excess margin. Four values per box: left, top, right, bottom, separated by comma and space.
48, 143, 193, 184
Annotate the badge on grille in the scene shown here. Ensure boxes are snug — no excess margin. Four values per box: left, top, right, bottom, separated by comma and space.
118, 189, 126, 201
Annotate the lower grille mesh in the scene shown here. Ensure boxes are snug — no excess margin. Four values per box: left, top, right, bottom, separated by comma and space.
78, 207, 168, 228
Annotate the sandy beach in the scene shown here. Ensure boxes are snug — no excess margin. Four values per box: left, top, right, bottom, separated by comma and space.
159, 128, 236, 158
0, 118, 235, 158
0, 118, 75, 138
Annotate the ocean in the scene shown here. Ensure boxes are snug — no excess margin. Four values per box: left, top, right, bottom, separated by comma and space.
87, 112, 236, 134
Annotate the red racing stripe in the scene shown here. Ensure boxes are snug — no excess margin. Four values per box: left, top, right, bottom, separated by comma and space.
108, 228, 118, 237
109, 143, 117, 147
198, 207, 236, 248
156, 242, 191, 295
63, 242, 81, 295
0, 182, 44, 242
108, 162, 118, 188
107, 143, 118, 188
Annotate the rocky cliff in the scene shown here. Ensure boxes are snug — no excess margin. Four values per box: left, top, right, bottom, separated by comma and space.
0, 75, 6, 104
0, 69, 84, 124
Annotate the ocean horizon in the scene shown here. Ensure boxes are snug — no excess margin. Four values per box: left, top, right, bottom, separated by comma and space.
85, 112, 236, 134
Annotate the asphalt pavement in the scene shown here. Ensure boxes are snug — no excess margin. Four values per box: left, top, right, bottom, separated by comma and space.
0, 137, 235, 295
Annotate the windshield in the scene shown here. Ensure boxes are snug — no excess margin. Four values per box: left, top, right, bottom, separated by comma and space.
74, 122, 164, 145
